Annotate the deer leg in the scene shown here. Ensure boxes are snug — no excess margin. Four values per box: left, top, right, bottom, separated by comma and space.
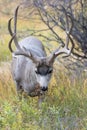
38, 94, 45, 108
15, 81, 23, 99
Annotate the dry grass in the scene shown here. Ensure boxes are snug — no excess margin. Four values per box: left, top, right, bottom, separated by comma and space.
0, 62, 16, 101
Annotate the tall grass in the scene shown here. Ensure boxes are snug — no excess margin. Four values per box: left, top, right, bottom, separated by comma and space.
0, 62, 87, 129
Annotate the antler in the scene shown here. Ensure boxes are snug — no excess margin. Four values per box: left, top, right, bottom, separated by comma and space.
8, 5, 32, 57
8, 5, 41, 63
8, 5, 23, 52
49, 6, 74, 63
8, 5, 74, 65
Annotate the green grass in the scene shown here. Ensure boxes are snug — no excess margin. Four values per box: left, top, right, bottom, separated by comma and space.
0, 35, 11, 61
0, 97, 84, 130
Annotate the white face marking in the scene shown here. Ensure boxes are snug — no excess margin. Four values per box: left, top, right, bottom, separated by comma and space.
36, 74, 51, 88
39, 75, 49, 87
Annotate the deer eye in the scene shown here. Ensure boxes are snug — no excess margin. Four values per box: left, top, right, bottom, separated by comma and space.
35, 70, 38, 74
35, 68, 38, 74
48, 68, 53, 74
35, 68, 39, 74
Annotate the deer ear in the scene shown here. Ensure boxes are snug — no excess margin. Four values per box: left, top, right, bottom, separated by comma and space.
14, 47, 41, 64
22, 47, 40, 64
31, 55, 41, 64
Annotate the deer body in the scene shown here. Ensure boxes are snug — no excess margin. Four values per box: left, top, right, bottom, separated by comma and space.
12, 36, 48, 96
8, 5, 73, 100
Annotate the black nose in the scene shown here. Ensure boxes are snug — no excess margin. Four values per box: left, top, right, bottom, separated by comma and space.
41, 87, 48, 91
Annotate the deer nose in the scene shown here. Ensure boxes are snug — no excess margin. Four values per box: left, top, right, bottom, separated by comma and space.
41, 87, 48, 91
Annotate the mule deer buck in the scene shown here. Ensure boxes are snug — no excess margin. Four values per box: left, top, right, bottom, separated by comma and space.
8, 5, 73, 102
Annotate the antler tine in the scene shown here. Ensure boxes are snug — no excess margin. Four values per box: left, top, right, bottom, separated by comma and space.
64, 10, 74, 57
8, 35, 15, 52
67, 14, 74, 34
8, 17, 13, 36
13, 5, 23, 51
62, 6, 70, 50
14, 5, 20, 34
59, 6, 74, 56
8, 5, 24, 52
63, 6, 74, 51
8, 17, 14, 52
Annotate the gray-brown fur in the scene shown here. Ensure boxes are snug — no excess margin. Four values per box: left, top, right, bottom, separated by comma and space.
12, 36, 53, 97
8, 5, 73, 101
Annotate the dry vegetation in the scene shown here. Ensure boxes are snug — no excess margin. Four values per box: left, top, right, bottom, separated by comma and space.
0, 1, 87, 130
